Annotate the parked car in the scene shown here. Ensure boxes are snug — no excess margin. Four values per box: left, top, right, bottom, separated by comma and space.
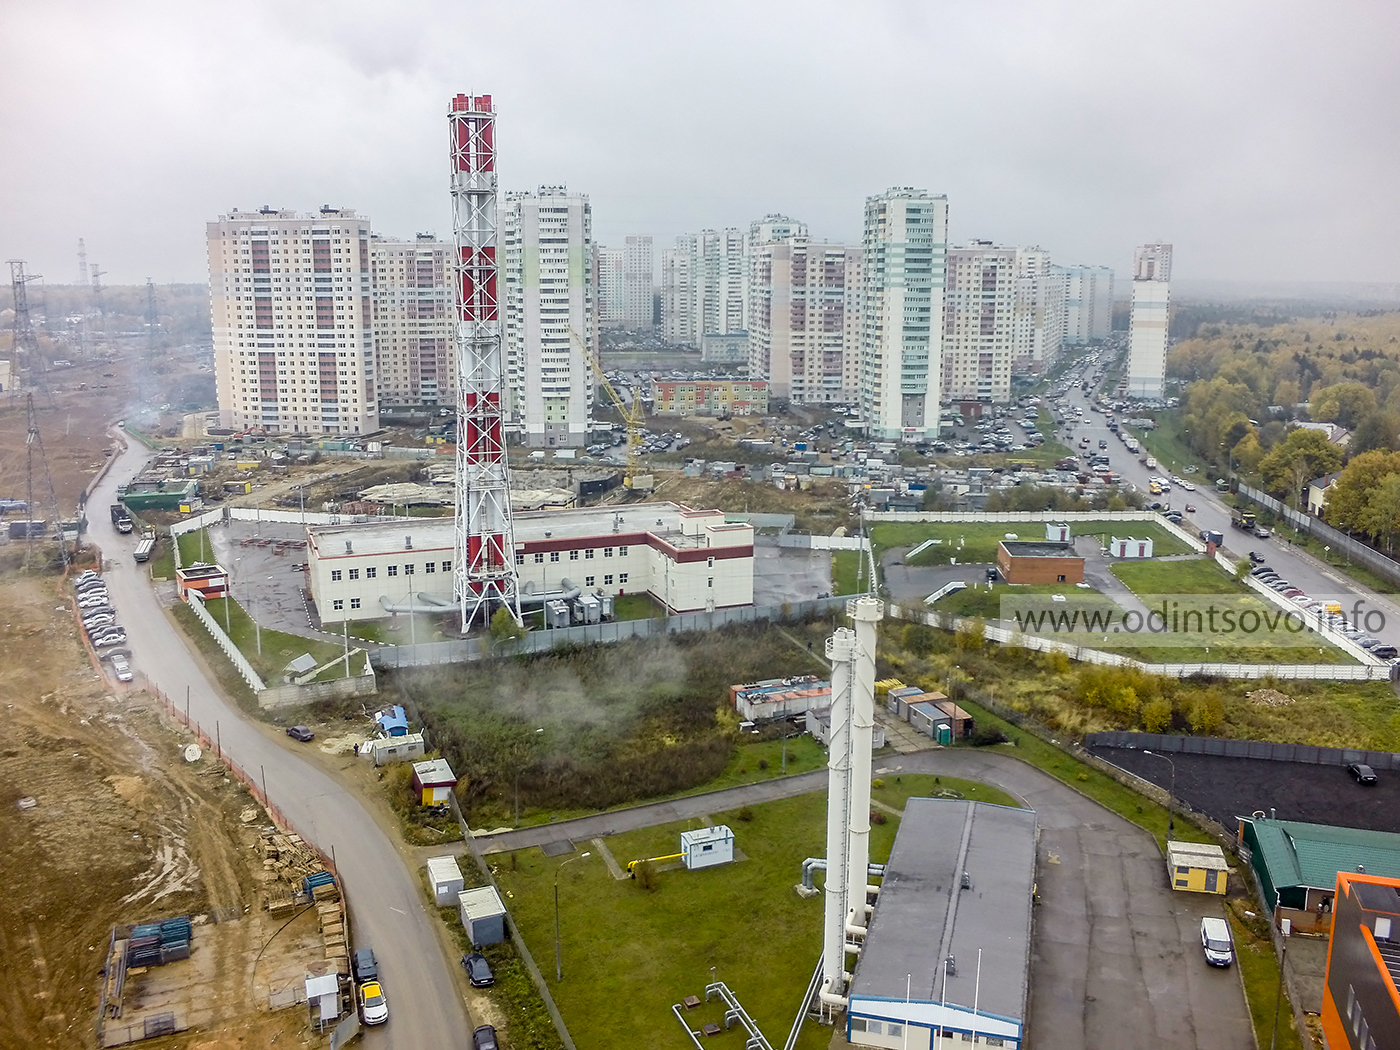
1200, 916, 1234, 967
1348, 763, 1378, 785
84, 615, 117, 631
91, 632, 127, 648
358, 980, 388, 1025
1281, 588, 1304, 598
352, 948, 378, 981
1248, 552, 1266, 564
1372, 645, 1398, 660
1358, 637, 1382, 650
473, 1026, 499, 1050
81, 606, 116, 620
110, 652, 133, 682
286, 725, 314, 743
462, 952, 494, 988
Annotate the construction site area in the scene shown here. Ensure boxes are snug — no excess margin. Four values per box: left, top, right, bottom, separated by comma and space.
0, 571, 347, 1050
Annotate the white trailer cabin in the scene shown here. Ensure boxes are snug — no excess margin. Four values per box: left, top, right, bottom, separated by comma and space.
680, 825, 735, 870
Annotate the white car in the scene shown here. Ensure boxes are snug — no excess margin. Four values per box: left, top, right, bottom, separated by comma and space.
1180, 481, 1196, 492
110, 653, 133, 682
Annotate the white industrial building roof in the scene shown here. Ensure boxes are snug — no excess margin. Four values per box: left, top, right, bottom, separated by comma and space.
458, 885, 506, 916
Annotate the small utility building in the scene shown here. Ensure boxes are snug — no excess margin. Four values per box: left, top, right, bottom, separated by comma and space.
729, 676, 830, 722
375, 705, 409, 737
458, 886, 507, 946
411, 758, 457, 806
426, 856, 465, 907
680, 826, 735, 870
848, 798, 1037, 1050
996, 540, 1084, 585
1166, 840, 1229, 894
1110, 536, 1154, 559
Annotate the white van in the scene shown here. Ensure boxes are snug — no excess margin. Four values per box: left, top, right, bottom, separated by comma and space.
1200, 916, 1234, 967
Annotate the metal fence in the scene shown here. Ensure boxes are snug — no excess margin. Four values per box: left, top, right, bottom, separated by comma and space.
186, 591, 268, 692
1237, 482, 1400, 588
370, 594, 860, 670
1084, 730, 1400, 772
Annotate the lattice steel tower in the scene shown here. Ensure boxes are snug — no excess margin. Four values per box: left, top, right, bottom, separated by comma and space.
449, 93, 520, 632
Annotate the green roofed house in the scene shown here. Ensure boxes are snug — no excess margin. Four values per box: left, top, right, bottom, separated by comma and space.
1238, 815, 1400, 933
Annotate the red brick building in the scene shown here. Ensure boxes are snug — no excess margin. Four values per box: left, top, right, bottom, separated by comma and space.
996, 541, 1084, 585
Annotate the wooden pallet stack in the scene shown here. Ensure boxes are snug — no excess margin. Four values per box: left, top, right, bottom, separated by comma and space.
318, 902, 348, 975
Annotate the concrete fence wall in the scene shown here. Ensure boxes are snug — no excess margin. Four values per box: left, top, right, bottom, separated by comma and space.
186, 591, 268, 692
258, 664, 378, 711
886, 602, 1392, 681
774, 534, 870, 552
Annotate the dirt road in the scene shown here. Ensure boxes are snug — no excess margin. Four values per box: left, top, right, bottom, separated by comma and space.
90, 438, 474, 1049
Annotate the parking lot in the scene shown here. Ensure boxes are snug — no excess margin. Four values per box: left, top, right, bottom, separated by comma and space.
1090, 746, 1400, 834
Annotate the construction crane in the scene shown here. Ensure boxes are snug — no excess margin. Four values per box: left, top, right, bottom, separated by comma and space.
567, 325, 643, 485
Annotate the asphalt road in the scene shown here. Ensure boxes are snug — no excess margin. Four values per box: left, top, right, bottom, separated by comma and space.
1060, 385, 1400, 650
476, 747, 1254, 1050
90, 437, 470, 1049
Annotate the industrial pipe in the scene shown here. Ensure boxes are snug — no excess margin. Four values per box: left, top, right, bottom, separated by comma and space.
821, 627, 856, 1004
518, 577, 581, 606
800, 858, 885, 892
377, 594, 453, 614
846, 597, 883, 934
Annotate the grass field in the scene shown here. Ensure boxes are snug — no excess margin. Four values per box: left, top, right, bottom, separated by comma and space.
872, 773, 1021, 811
1228, 911, 1304, 1050
495, 790, 908, 1050
200, 595, 347, 682
933, 581, 1120, 622
1128, 411, 1210, 477
832, 550, 864, 595
873, 520, 1191, 566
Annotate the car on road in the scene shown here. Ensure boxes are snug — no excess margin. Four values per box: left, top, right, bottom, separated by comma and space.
358, 980, 388, 1025
462, 951, 494, 987
1249, 552, 1266, 564
352, 947, 378, 981
1200, 916, 1234, 967
110, 652, 133, 682
1348, 763, 1378, 785
473, 1025, 499, 1050
1253, 526, 1272, 539
1180, 481, 1197, 492
1184, 503, 1197, 513
286, 725, 314, 742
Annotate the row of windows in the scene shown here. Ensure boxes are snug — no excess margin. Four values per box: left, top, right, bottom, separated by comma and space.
582, 574, 626, 586
850, 1017, 1005, 1045
330, 561, 451, 582
516, 545, 629, 565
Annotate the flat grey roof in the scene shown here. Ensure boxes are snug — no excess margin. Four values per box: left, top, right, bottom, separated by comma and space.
851, 798, 1037, 1022
1000, 540, 1080, 559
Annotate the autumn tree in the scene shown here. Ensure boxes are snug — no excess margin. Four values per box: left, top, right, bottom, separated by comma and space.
1258, 428, 1344, 505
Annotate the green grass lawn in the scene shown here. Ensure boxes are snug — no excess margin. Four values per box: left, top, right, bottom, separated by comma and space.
147, 538, 175, 580
832, 550, 864, 595
349, 612, 457, 645
613, 593, 665, 620
932, 581, 1120, 621
1228, 912, 1304, 1050
177, 527, 215, 567
1128, 410, 1210, 477
495, 791, 908, 1050
872, 773, 1021, 811
200, 595, 347, 683
1268, 526, 1398, 595
874, 520, 1190, 567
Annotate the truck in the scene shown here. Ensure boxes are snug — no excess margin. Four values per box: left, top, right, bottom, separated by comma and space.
1231, 510, 1257, 531
1142, 455, 1158, 469
109, 503, 134, 534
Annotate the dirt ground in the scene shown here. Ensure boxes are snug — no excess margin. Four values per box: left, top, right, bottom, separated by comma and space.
0, 571, 327, 1050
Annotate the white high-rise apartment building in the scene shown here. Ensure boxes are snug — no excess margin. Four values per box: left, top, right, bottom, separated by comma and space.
209, 207, 378, 435
661, 236, 696, 347
661, 229, 746, 347
1010, 248, 1065, 379
502, 185, 595, 447
623, 235, 654, 329
942, 241, 1016, 404
1127, 243, 1172, 401
595, 246, 625, 325
859, 189, 948, 440
748, 216, 862, 403
370, 233, 452, 407
1054, 264, 1115, 345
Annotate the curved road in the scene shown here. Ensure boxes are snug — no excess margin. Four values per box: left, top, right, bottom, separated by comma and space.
90, 437, 468, 1048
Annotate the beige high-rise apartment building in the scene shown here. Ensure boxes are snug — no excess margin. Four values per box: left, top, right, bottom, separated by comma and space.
370, 233, 453, 407
661, 236, 696, 346
209, 207, 378, 434
1127, 242, 1172, 401
661, 229, 745, 347
596, 246, 625, 325
748, 217, 862, 403
623, 235, 654, 330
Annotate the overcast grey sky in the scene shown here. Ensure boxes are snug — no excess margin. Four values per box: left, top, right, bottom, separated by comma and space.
3, 0, 1397, 287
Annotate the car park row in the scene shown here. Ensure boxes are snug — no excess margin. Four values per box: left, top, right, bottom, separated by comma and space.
1247, 564, 1399, 660
74, 570, 133, 679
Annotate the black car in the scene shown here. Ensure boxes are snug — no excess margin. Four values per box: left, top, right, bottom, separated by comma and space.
473, 1025, 499, 1050
352, 947, 378, 981
1372, 645, 1398, 660
286, 725, 314, 742
1249, 552, 1266, 565
1348, 763, 1378, 785
462, 952, 494, 988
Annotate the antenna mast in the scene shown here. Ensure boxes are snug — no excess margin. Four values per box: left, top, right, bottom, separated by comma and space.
449, 92, 520, 632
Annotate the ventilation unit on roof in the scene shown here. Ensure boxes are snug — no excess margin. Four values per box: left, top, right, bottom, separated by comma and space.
345, 541, 353, 554
404, 535, 413, 550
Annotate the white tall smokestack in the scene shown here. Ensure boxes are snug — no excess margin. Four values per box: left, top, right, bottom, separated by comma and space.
846, 596, 883, 933
821, 627, 856, 1004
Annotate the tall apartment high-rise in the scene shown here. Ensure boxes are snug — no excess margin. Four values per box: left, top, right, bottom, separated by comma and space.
502, 185, 595, 447
209, 207, 378, 434
623, 235, 654, 330
1127, 243, 1172, 401
942, 241, 1016, 404
1054, 263, 1115, 345
859, 188, 948, 440
1010, 248, 1065, 379
661, 235, 696, 347
748, 216, 862, 403
661, 229, 745, 347
371, 233, 452, 407
595, 246, 625, 325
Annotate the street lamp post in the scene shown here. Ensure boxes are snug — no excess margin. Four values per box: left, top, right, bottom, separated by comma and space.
515, 727, 545, 828
1143, 749, 1177, 837
554, 851, 592, 982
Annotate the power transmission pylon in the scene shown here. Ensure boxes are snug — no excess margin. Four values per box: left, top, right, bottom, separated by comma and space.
76, 239, 88, 286
24, 393, 68, 571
